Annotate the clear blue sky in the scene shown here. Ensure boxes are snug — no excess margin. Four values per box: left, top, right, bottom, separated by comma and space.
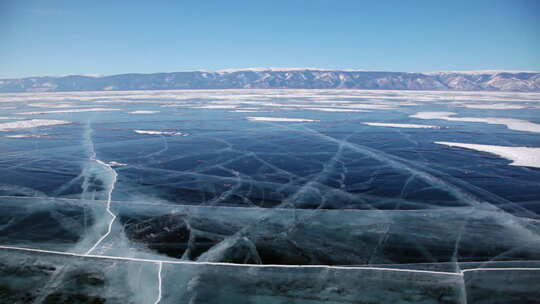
1, 0, 539, 78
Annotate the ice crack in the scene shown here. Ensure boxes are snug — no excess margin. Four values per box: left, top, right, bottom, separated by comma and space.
153, 262, 163, 304
81, 123, 119, 255
84, 159, 117, 255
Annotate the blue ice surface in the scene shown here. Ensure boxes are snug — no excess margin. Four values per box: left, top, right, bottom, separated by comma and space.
0, 90, 539, 303
1, 93, 539, 213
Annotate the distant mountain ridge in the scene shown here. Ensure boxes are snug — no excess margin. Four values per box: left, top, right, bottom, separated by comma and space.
1, 69, 539, 92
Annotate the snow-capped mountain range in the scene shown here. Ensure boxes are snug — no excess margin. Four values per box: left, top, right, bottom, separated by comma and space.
0, 68, 539, 92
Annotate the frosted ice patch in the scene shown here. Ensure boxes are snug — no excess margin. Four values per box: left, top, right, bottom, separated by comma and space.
247, 117, 319, 122
18, 108, 120, 115
363, 122, 440, 129
411, 112, 540, 133
0, 119, 70, 131
128, 110, 160, 114
435, 142, 540, 168
134, 130, 188, 136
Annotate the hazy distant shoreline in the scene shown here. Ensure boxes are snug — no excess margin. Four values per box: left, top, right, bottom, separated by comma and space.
1, 69, 539, 93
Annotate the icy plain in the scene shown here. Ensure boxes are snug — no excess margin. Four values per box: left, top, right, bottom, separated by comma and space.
0, 89, 540, 303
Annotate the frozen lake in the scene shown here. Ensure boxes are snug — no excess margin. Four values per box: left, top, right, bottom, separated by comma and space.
1, 89, 540, 303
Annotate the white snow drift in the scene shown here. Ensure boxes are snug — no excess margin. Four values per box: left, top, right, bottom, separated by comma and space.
0, 119, 71, 131
17, 108, 120, 115
247, 117, 319, 122
436, 141, 540, 168
128, 110, 160, 114
411, 112, 540, 133
363, 122, 440, 129
134, 130, 187, 136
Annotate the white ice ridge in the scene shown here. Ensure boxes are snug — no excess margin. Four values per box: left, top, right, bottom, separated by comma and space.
435, 142, 540, 169
363, 122, 440, 129
17, 108, 120, 115
2, 245, 540, 276
128, 110, 160, 114
411, 111, 540, 133
0, 119, 70, 131
247, 117, 319, 122
134, 130, 188, 136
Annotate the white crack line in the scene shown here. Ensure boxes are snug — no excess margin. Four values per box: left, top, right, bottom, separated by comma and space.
84, 159, 118, 255
153, 262, 163, 304
461, 267, 540, 273
4, 245, 537, 277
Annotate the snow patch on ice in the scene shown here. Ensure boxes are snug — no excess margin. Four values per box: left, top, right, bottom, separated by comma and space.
4, 134, 44, 138
342, 104, 396, 110
363, 122, 441, 129
28, 102, 76, 108
246, 117, 319, 122
134, 130, 188, 136
435, 142, 540, 168
192, 105, 238, 109
0, 119, 71, 131
230, 110, 265, 113
305, 107, 369, 112
411, 112, 540, 133
460, 103, 527, 110
128, 110, 160, 114
18, 108, 120, 115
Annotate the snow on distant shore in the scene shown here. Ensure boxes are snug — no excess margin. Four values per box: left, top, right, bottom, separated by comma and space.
435, 142, 540, 168
363, 122, 440, 129
0, 119, 70, 131
411, 112, 540, 133
246, 117, 319, 122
